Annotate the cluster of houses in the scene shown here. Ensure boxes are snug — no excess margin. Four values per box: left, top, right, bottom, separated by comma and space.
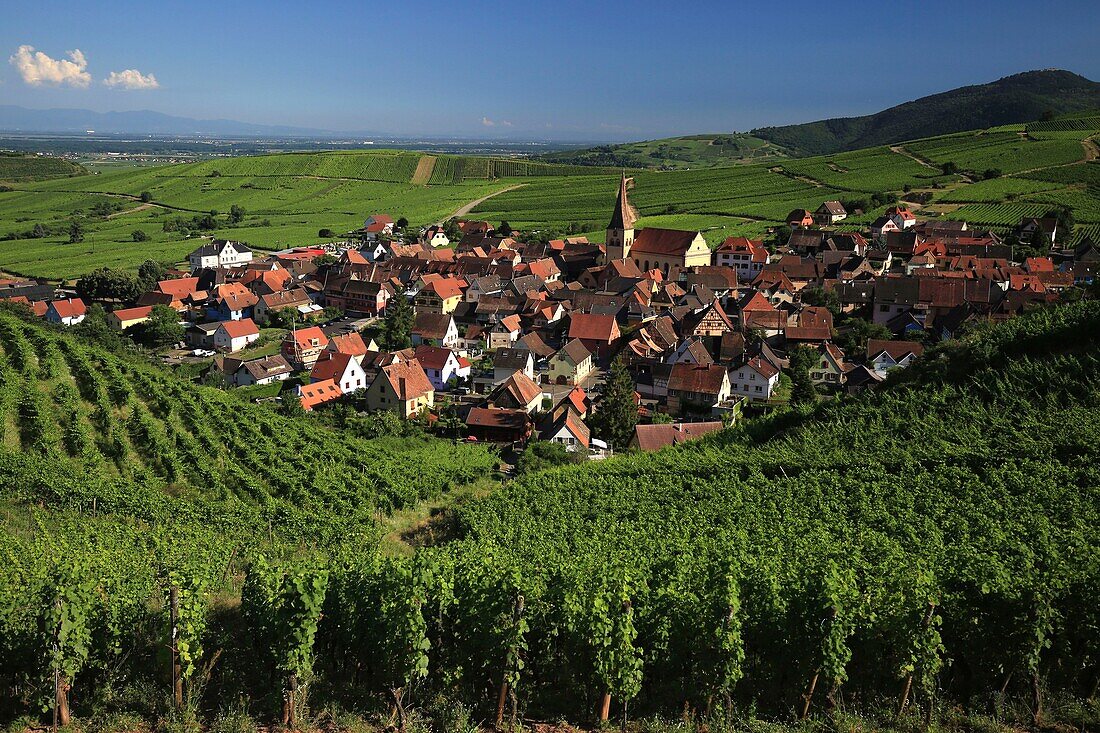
2, 180, 1096, 454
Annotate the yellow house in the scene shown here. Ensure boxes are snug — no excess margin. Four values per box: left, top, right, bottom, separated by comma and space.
548, 338, 594, 386
108, 305, 155, 331
365, 358, 435, 418
414, 278, 464, 314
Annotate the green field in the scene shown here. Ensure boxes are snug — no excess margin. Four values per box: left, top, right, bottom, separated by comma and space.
0, 153, 86, 182
2, 120, 1100, 280
539, 132, 792, 170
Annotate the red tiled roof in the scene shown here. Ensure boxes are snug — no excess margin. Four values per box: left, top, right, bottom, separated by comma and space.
156, 277, 200, 299
667, 363, 728, 395
413, 345, 456, 371
50, 297, 86, 319
286, 326, 329, 351
111, 305, 155, 321
867, 339, 924, 361
381, 359, 434, 400
568, 313, 620, 342
299, 379, 342, 411
310, 351, 355, 382
745, 357, 779, 379
630, 228, 700, 256
328, 332, 368, 356
632, 421, 724, 451
219, 318, 259, 339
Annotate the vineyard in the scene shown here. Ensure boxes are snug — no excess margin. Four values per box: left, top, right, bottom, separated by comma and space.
2, 301, 1099, 730
0, 153, 87, 182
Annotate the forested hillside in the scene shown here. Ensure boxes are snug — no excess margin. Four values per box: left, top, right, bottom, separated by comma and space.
752, 70, 1100, 155
2, 300, 1098, 731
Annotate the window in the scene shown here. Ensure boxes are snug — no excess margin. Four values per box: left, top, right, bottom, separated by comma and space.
755, 385, 762, 392
880, 305, 890, 312
750, 373, 755, 380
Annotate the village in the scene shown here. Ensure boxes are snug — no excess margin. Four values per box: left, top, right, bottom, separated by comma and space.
2, 175, 1096, 457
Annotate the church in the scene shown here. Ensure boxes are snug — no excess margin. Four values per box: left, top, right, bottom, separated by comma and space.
605, 174, 712, 276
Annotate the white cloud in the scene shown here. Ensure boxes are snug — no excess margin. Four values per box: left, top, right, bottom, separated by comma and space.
500, 120, 513, 127
481, 116, 495, 127
103, 68, 159, 90
9, 45, 91, 87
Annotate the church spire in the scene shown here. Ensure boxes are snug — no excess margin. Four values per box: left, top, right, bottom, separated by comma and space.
608, 172, 637, 230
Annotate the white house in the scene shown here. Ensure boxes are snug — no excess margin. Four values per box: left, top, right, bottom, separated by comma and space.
414, 345, 472, 390
729, 357, 780, 400
868, 339, 925, 377
188, 239, 253, 272
213, 318, 260, 353
713, 237, 767, 281
310, 352, 369, 394
44, 298, 87, 326
422, 225, 450, 248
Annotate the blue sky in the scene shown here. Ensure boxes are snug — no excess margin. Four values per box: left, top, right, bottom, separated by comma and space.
2, 0, 1098, 141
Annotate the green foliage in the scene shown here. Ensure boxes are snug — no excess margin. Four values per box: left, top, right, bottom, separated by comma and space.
514, 440, 579, 475
76, 267, 143, 303
381, 293, 413, 350
587, 357, 637, 449
787, 345, 818, 405
127, 305, 184, 349
41, 563, 95, 693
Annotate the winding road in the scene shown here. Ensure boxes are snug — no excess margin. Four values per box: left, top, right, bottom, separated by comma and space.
441, 183, 526, 224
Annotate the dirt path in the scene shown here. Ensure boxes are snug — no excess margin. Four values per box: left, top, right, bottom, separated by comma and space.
442, 183, 526, 223
411, 155, 436, 185
1009, 135, 1098, 176
889, 144, 939, 171
106, 202, 154, 219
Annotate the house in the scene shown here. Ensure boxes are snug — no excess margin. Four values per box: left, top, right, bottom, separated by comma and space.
108, 305, 154, 331
870, 216, 902, 244
44, 298, 86, 326
815, 201, 847, 225
628, 421, 724, 451
231, 354, 293, 386
187, 322, 221, 349
493, 348, 536, 382
213, 318, 260, 353
281, 326, 329, 369
152, 277, 201, 310
365, 359, 435, 418
490, 371, 543, 414
208, 282, 259, 321
547, 339, 594, 386
567, 313, 621, 360
537, 409, 590, 452
412, 312, 460, 349
298, 379, 342, 412
414, 278, 465, 314
465, 407, 533, 445
604, 175, 710, 274
255, 288, 315, 323
357, 214, 395, 240
868, 339, 925, 377
1019, 217, 1058, 246
325, 278, 392, 315
326, 332, 370, 363
786, 209, 815, 228
413, 345, 471, 390
887, 206, 917, 229
488, 314, 523, 350
666, 363, 731, 415
311, 351, 369, 394
714, 237, 767, 280
729, 358, 780, 401
808, 343, 853, 387
422, 225, 450, 248
188, 239, 253, 272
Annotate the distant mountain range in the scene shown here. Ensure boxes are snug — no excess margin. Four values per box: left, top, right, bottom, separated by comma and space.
751, 70, 1100, 155
540, 70, 1100, 168
0, 105, 333, 137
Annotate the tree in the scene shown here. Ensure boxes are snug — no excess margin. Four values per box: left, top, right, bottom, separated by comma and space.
788, 344, 819, 407
131, 229, 149, 242
128, 305, 184, 348
381, 293, 413, 350
515, 441, 579, 475
1044, 207, 1074, 245
137, 260, 168, 290
801, 286, 841, 319
395, 217, 409, 230
32, 223, 47, 239
140, 191, 153, 203
228, 205, 245, 224
587, 357, 638, 450
278, 394, 307, 418
835, 318, 891, 359
497, 221, 513, 236
317, 228, 336, 239
941, 161, 959, 176
76, 267, 143, 302
983, 168, 1002, 180
68, 220, 84, 244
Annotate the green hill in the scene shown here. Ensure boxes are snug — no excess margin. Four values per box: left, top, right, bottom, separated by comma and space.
0, 152, 86, 182
2, 296, 1098, 729
0, 305, 494, 515
539, 132, 791, 170
753, 70, 1100, 155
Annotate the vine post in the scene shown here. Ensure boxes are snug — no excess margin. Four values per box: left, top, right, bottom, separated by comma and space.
170, 586, 182, 710
495, 593, 525, 731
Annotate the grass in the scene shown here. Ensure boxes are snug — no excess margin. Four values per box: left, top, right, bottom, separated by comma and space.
0, 153, 86, 182
3, 123, 1100, 278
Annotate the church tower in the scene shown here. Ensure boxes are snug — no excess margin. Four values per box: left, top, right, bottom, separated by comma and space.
605, 173, 637, 261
